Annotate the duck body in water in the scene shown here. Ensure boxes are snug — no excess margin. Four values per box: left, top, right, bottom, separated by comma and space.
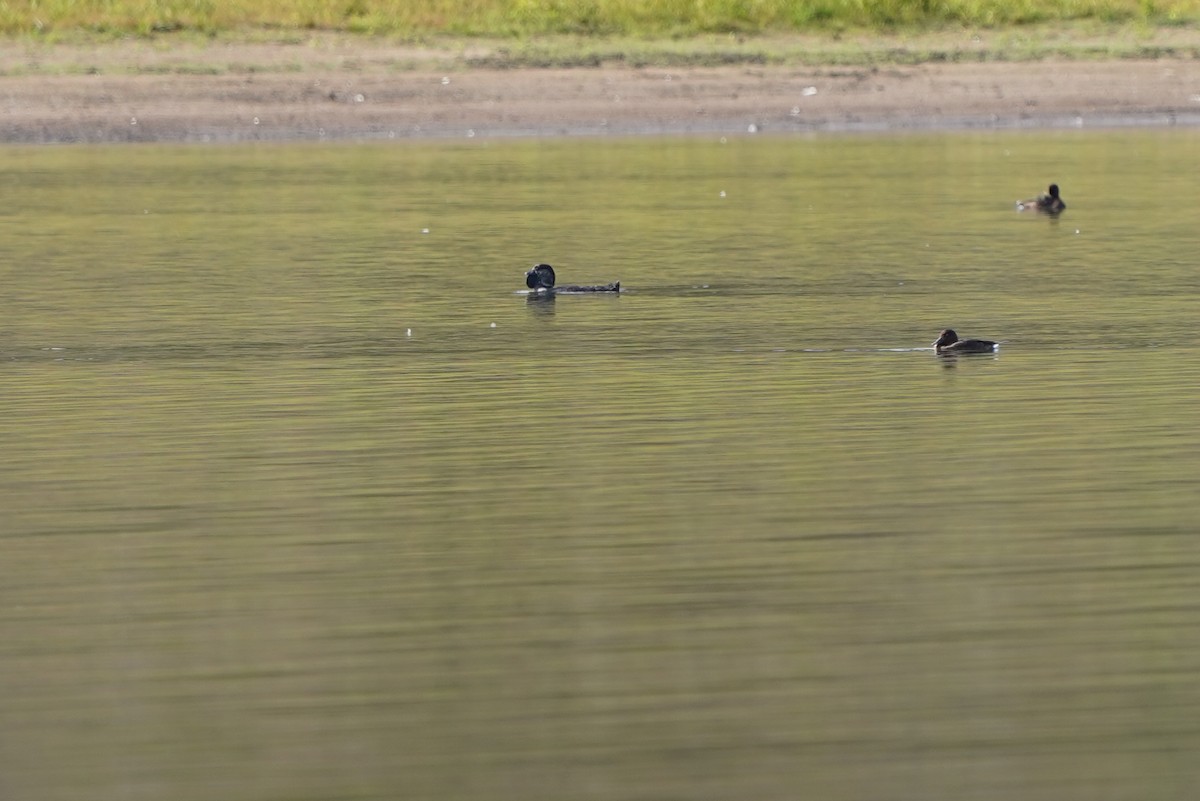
933, 329, 998, 354
525, 263, 620, 293
1017, 183, 1066, 214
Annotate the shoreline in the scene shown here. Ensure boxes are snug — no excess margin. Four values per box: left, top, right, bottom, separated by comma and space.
2, 39, 1200, 143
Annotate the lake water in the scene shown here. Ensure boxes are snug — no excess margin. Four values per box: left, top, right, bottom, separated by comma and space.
3, 130, 1200, 801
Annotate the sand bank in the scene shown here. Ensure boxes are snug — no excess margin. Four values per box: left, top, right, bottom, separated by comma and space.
2, 41, 1199, 142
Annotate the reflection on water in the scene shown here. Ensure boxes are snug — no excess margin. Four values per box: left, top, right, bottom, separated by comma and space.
3, 131, 1200, 801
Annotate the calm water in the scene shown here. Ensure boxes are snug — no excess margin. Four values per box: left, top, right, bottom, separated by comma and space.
3, 131, 1200, 801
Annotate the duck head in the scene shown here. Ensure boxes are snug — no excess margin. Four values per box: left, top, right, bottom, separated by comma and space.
525, 263, 556, 290
933, 329, 959, 349
1047, 184, 1060, 199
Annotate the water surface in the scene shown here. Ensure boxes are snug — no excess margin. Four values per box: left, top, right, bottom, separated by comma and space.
3, 131, 1200, 801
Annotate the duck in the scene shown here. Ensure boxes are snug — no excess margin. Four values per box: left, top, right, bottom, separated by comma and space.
525, 263, 619, 293
933, 329, 998, 354
1017, 183, 1066, 214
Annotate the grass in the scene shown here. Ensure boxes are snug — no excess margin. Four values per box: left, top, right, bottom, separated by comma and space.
3, 25, 1198, 77
459, 27, 1200, 68
1, 0, 1198, 40
1, 1, 1197, 75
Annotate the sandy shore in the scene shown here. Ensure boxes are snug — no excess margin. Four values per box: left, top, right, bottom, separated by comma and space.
2, 40, 1200, 142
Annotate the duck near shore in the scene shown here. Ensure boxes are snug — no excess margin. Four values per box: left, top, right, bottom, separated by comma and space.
933, 329, 998, 354
1017, 183, 1066, 214
525, 263, 620, 293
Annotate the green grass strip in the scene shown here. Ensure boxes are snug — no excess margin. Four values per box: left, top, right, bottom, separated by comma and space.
2, 0, 1198, 39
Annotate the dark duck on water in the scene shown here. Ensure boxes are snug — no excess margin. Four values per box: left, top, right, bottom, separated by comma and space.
525, 263, 620, 293
933, 329, 998, 355
1017, 183, 1066, 214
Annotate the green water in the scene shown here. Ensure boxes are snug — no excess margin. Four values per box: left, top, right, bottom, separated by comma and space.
3, 131, 1200, 801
